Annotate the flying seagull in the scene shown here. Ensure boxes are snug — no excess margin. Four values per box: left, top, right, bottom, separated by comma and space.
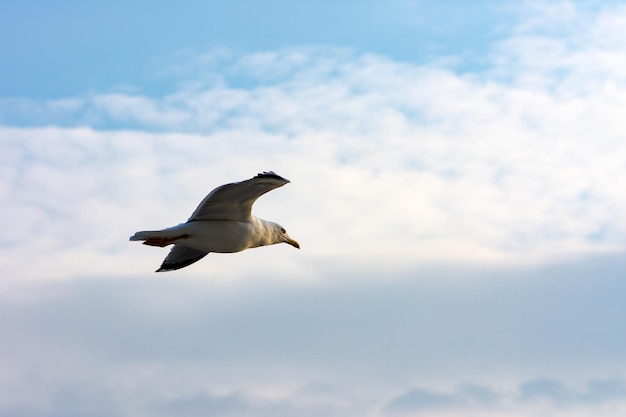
130, 171, 299, 272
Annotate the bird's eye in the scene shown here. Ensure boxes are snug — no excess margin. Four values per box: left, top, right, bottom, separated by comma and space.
280, 228, 286, 234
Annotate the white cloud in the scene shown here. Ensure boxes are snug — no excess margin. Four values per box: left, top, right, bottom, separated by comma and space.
385, 378, 626, 416
2, 12, 625, 283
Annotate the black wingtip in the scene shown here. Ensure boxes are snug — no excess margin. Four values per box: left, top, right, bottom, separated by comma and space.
155, 265, 182, 272
255, 171, 289, 182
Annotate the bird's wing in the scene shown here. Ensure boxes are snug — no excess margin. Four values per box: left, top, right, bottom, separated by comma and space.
156, 245, 209, 272
188, 171, 290, 222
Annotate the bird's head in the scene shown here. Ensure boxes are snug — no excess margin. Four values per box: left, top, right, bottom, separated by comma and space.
272, 223, 300, 249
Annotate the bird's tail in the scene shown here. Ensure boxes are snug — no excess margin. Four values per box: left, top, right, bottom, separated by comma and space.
129, 226, 189, 247
129, 230, 161, 241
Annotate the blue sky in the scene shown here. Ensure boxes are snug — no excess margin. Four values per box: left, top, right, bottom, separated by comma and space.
1, 1, 626, 417
1, 0, 504, 97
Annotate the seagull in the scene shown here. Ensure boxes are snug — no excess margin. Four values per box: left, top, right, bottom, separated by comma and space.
130, 171, 300, 272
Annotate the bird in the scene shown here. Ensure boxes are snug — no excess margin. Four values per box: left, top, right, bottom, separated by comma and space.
130, 171, 299, 272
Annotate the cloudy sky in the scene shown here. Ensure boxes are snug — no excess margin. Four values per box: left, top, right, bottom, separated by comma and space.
1, 1, 625, 416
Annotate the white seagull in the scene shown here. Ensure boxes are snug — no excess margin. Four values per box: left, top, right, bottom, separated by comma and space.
130, 171, 300, 272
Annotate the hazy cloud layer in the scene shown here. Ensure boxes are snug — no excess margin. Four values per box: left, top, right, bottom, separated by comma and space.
1, 255, 624, 417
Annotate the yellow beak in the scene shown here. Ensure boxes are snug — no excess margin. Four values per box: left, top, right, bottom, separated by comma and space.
285, 237, 300, 249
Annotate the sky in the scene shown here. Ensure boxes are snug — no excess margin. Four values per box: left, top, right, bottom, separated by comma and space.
1, 1, 625, 416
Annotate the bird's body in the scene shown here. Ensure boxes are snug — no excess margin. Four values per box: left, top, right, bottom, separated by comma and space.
130, 172, 299, 272
134, 218, 283, 253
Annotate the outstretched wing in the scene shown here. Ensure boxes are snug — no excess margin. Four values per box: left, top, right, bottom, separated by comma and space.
188, 171, 290, 222
156, 245, 209, 272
